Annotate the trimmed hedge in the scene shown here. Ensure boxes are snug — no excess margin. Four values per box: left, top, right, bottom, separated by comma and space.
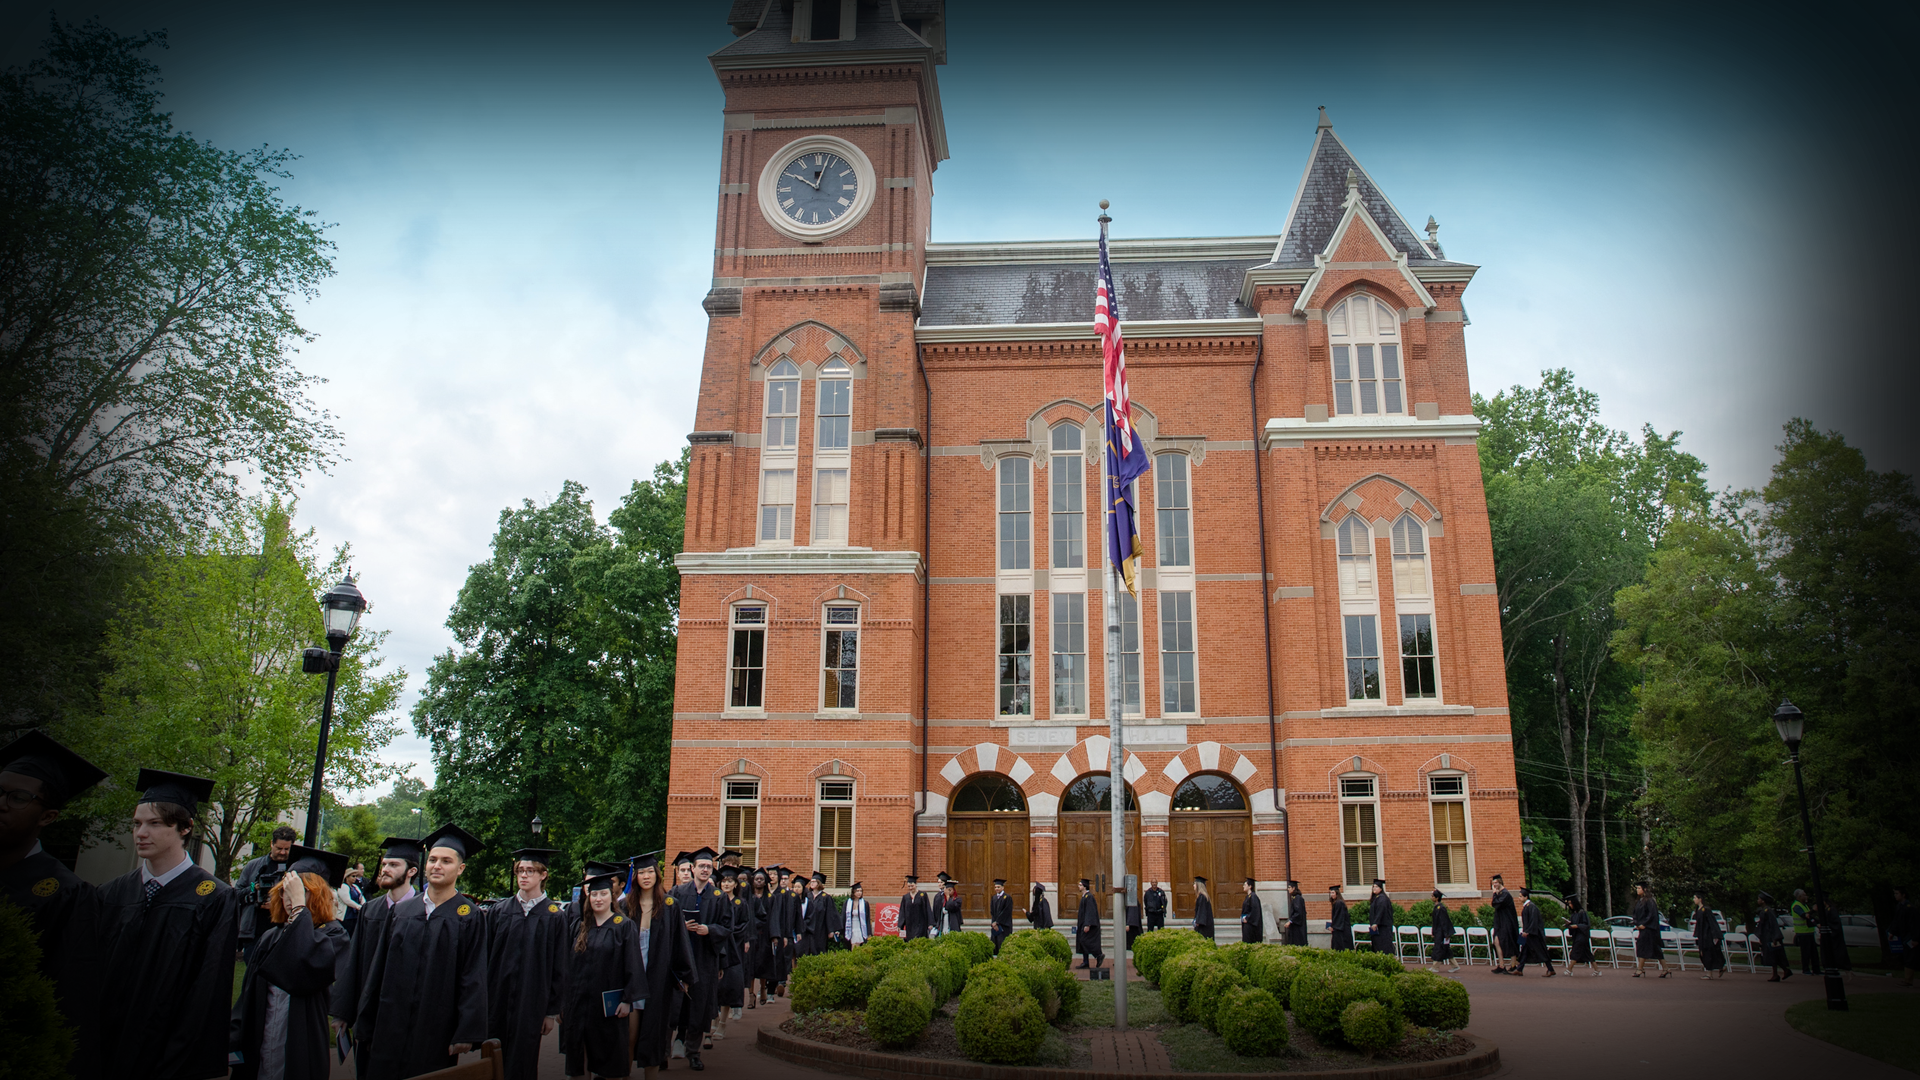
1216, 941, 1262, 975
1159, 950, 1223, 1024
981, 956, 1060, 1021
1191, 963, 1251, 1033
1396, 969, 1470, 1030
943, 930, 997, 966
1245, 947, 1305, 1007
1049, 962, 1082, 1023
788, 951, 882, 1013
865, 969, 933, 1047
868, 933, 907, 957
1005, 927, 1073, 966
1340, 999, 1403, 1054
955, 979, 1050, 1064
1217, 985, 1289, 1057
1328, 948, 1406, 977
1133, 926, 1213, 984
1290, 960, 1403, 1045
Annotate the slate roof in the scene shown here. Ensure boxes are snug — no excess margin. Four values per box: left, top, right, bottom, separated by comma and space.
920, 259, 1261, 326
712, 1, 936, 61
1265, 122, 1471, 270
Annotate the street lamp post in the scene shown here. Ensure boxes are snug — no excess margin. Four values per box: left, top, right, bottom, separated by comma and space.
1521, 834, 1536, 889
300, 574, 368, 847
531, 815, 544, 838
1772, 700, 1847, 1011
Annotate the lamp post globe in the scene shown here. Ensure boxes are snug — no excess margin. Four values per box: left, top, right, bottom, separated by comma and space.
531, 815, 544, 836
1772, 699, 1805, 754
321, 574, 369, 648
1521, 834, 1535, 888
302, 574, 369, 847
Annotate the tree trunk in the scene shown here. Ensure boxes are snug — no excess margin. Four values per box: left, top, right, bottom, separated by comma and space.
1598, 782, 1613, 918
1551, 633, 1587, 900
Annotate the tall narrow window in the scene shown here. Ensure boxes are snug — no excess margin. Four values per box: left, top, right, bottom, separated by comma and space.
998, 595, 1032, 716
1400, 614, 1437, 699
1051, 593, 1087, 716
1337, 515, 1375, 599
759, 469, 795, 542
822, 605, 859, 710
1155, 453, 1192, 567
816, 358, 851, 450
813, 468, 849, 543
1050, 425, 1085, 569
1119, 592, 1142, 716
817, 779, 854, 888
1391, 514, 1428, 597
764, 359, 801, 450
998, 457, 1031, 571
723, 778, 760, 866
1328, 296, 1404, 416
1159, 591, 1197, 714
729, 605, 767, 709
1429, 774, 1469, 885
1340, 775, 1381, 887
1344, 614, 1382, 701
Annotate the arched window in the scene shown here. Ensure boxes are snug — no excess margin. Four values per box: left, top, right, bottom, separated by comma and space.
1390, 514, 1428, 598
1337, 516, 1374, 599
1155, 452, 1192, 567
1050, 424, 1085, 570
951, 774, 1028, 813
1171, 773, 1247, 812
1339, 774, 1380, 887
816, 357, 851, 450
999, 456, 1031, 570
1391, 513, 1438, 701
1060, 774, 1138, 812
1328, 295, 1404, 416
1337, 514, 1382, 701
764, 359, 800, 449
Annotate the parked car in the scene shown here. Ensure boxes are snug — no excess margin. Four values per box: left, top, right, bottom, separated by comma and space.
1835, 914, 1879, 950
1604, 914, 1676, 933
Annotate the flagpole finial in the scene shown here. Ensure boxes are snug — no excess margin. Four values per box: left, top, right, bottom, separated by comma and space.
1099, 199, 1109, 210
1098, 199, 1111, 226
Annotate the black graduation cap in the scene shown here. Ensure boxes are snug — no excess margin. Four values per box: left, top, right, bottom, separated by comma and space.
287, 844, 351, 889
628, 849, 664, 871
511, 847, 560, 867
688, 846, 719, 864
1193, 875, 1208, 884
904, 874, 919, 884
719, 848, 743, 862
1032, 882, 1046, 894
1519, 887, 1535, 898
380, 836, 425, 863
1080, 878, 1093, 888
1245, 878, 1257, 887
935, 870, 951, 883
1757, 890, 1775, 903
1329, 884, 1343, 892
672, 851, 694, 866
1372, 878, 1387, 888
993, 878, 1008, 886
0, 731, 106, 808
422, 822, 485, 861
811, 871, 827, 884
134, 768, 216, 816
848, 881, 862, 891
718, 865, 740, 881
583, 861, 624, 889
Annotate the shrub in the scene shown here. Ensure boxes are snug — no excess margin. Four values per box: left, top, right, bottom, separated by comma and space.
895, 953, 955, 1005
985, 956, 1061, 1021
1049, 963, 1081, 1023
1217, 941, 1261, 974
1245, 948, 1305, 1007
1406, 899, 1436, 930
1006, 927, 1073, 966
1475, 904, 1495, 927
1133, 927, 1212, 985
998, 936, 1058, 970
790, 953, 870, 1013
1159, 951, 1222, 1024
1192, 963, 1251, 1033
865, 970, 933, 1047
1340, 999, 1403, 1054
906, 935, 934, 951
930, 940, 974, 996
944, 930, 997, 966
1454, 903, 1479, 929
1329, 948, 1405, 977
0, 902, 73, 1080
868, 934, 907, 957
955, 980, 1049, 1064
1396, 970, 1470, 1030
1290, 961, 1403, 1044
1216, 985, 1289, 1057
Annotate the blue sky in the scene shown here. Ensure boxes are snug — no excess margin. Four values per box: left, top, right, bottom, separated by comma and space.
7, 2, 1909, 796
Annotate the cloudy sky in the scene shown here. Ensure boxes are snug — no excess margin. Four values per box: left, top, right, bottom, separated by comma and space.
7, 1, 1910, 797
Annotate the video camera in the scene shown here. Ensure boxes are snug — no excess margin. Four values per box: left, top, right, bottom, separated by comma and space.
237, 863, 290, 907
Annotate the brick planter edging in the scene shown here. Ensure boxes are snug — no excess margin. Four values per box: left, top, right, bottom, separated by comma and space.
756, 1026, 1501, 1080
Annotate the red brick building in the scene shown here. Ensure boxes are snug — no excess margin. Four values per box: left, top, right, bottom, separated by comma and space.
669, 0, 1520, 931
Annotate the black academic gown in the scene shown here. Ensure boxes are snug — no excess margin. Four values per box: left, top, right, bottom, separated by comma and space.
1490, 887, 1519, 959
5, 846, 88, 988
1027, 894, 1053, 930
70, 862, 239, 1080
670, 880, 731, 1037
229, 912, 349, 1080
943, 891, 964, 932
561, 911, 645, 1078
1241, 892, 1264, 943
1565, 910, 1591, 962
1368, 892, 1395, 953
1630, 895, 1663, 959
632, 898, 696, 1069
1143, 887, 1167, 931
485, 895, 568, 1080
1519, 902, 1551, 966
748, 891, 777, 981
1693, 908, 1725, 970
798, 891, 832, 955
360, 891, 489, 1080
1193, 893, 1215, 940
1430, 904, 1454, 961
989, 891, 1014, 950
1285, 893, 1307, 945
1074, 892, 1103, 958
720, 892, 747, 1006
329, 888, 406, 1078
1330, 900, 1354, 950
897, 889, 926, 939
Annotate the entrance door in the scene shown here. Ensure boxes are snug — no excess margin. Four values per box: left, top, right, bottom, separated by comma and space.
947, 774, 1031, 924
1167, 773, 1252, 917
1056, 773, 1141, 895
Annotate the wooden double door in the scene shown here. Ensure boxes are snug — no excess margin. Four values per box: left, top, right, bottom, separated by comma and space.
1169, 811, 1251, 918
1058, 811, 1141, 898
948, 814, 1030, 923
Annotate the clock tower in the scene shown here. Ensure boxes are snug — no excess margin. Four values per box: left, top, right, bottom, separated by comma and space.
669, 1, 948, 883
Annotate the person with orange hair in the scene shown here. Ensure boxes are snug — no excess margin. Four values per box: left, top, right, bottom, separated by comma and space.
229, 844, 352, 1080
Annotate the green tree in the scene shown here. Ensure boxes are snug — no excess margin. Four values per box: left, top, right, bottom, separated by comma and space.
327, 804, 383, 870
67, 498, 404, 877
369, 774, 431, 839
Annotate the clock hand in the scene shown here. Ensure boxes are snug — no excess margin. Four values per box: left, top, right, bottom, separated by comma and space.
786, 170, 821, 191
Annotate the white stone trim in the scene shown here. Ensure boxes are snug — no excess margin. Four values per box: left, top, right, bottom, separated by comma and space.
916, 318, 1262, 344
926, 236, 1278, 266
1264, 415, 1482, 447
676, 549, 922, 576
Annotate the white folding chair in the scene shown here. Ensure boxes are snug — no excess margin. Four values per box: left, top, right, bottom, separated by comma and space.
1398, 925, 1420, 959
1611, 927, 1636, 967
1665, 930, 1689, 970
1544, 927, 1566, 965
1418, 925, 1435, 962
1354, 925, 1370, 950
1590, 928, 1612, 967
1466, 925, 1491, 965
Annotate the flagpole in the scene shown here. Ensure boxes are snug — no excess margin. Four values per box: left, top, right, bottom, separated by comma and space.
1099, 200, 1128, 1031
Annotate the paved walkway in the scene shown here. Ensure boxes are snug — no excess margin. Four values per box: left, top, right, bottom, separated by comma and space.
1089, 1030, 1173, 1073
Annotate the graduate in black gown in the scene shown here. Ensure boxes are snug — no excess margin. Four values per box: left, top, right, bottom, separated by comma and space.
1367, 879, 1395, 955
1515, 889, 1555, 976
1756, 891, 1792, 981
1691, 893, 1727, 979
1489, 874, 1519, 972
1143, 882, 1167, 932
1327, 885, 1354, 950
939, 873, 963, 933
898, 873, 928, 941
359, 823, 490, 1080
70, 768, 238, 1080
1629, 881, 1669, 978
1240, 878, 1264, 943
1284, 881, 1306, 944
562, 863, 646, 1079
1027, 882, 1053, 930
487, 848, 569, 1080
746, 868, 775, 1004
797, 871, 830, 956
0, 731, 104, 1008
229, 845, 352, 1080
843, 881, 875, 946
1192, 876, 1214, 940
1073, 878, 1104, 969
625, 853, 695, 1077
330, 836, 421, 1079
989, 878, 1014, 952
1429, 890, 1458, 970
1562, 895, 1596, 975
714, 866, 747, 1036
671, 847, 732, 1069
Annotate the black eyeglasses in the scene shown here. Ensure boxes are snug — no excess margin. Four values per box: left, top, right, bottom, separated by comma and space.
0, 786, 46, 809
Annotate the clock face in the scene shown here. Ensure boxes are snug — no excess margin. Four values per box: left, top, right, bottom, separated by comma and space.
774, 151, 860, 228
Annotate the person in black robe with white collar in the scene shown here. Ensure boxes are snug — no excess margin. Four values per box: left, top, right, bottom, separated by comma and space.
1367, 879, 1395, 954
746, 868, 776, 1004
70, 768, 238, 1080
1515, 889, 1555, 976
229, 845, 353, 1080
843, 881, 875, 946
1283, 881, 1307, 945
1240, 879, 1264, 943
989, 878, 1014, 952
1327, 885, 1354, 950
715, 866, 747, 1034
940, 874, 964, 933
562, 863, 646, 1079
798, 871, 835, 956
359, 823, 490, 1080
1429, 890, 1458, 970
897, 873, 927, 940
487, 847, 569, 1080
0, 729, 104, 1045
1192, 876, 1215, 940
1629, 881, 1669, 978
1027, 883, 1053, 930
1691, 892, 1727, 979
1489, 874, 1520, 972
625, 853, 695, 1074
1073, 878, 1104, 969
331, 836, 421, 1079
670, 847, 732, 1069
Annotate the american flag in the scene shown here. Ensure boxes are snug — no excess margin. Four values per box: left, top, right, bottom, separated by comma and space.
1098, 224, 1150, 593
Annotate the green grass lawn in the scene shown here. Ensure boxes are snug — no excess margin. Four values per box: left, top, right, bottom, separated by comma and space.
1074, 981, 1172, 1028
233, 960, 246, 1006
1785, 993, 1920, 1075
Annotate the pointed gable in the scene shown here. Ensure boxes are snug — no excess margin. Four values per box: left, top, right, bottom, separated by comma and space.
1269, 111, 1440, 268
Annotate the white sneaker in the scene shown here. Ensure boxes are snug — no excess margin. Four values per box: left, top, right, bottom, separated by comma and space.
672, 1039, 686, 1059
732, 1007, 743, 1020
